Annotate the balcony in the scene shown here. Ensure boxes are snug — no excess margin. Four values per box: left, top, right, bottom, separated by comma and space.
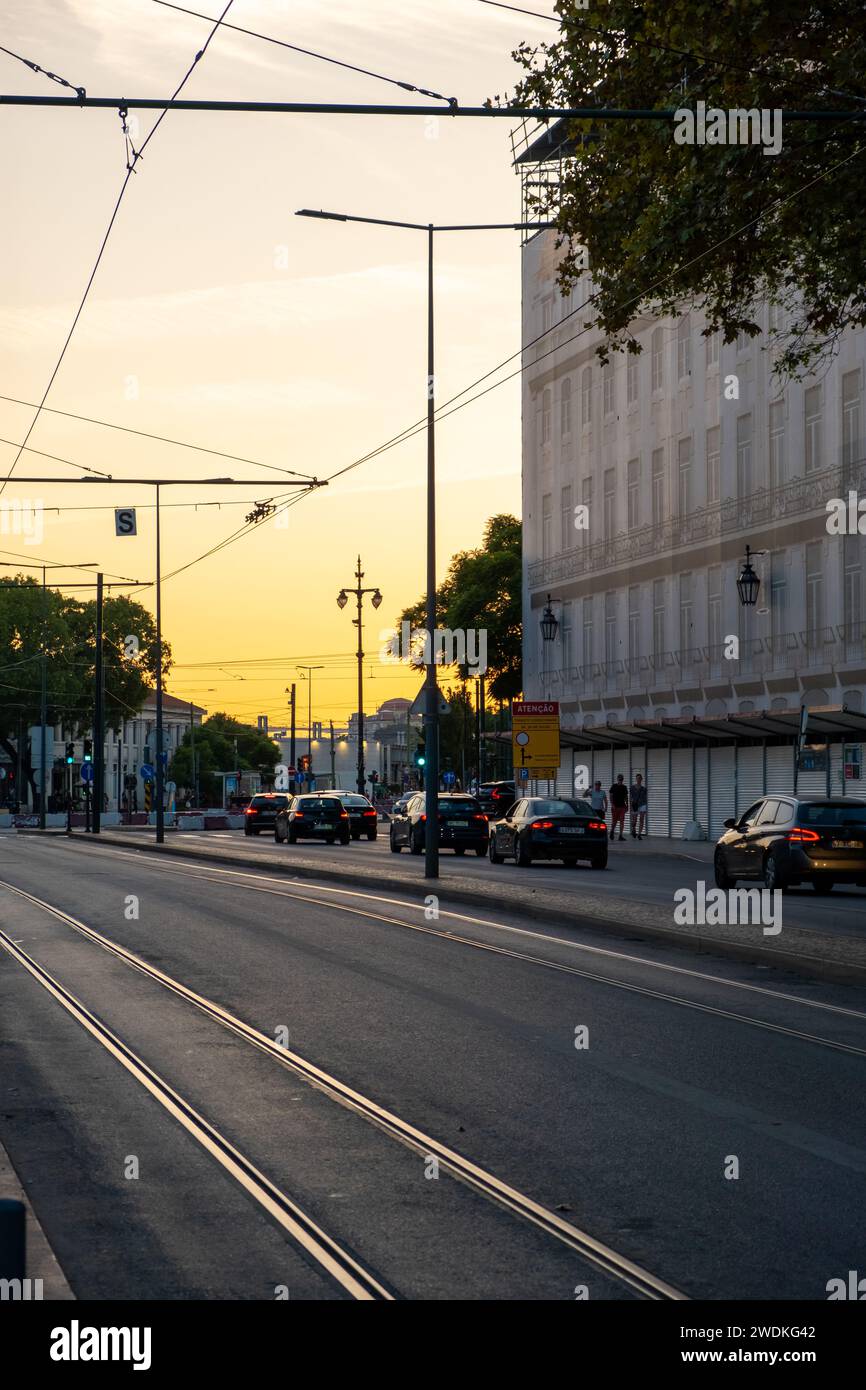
529, 456, 866, 591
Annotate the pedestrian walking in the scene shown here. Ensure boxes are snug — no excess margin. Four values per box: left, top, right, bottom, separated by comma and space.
630, 772, 647, 839
589, 780, 608, 820
609, 774, 628, 841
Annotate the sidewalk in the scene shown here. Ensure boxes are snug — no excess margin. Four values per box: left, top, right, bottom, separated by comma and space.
69, 829, 866, 988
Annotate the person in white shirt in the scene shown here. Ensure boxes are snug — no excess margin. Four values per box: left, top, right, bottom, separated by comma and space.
589, 781, 608, 818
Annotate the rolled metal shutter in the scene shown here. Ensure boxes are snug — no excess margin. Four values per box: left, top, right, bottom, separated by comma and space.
694, 746, 709, 838
766, 744, 794, 795
736, 746, 764, 818
670, 748, 694, 838
647, 748, 669, 836
829, 742, 845, 798
556, 746, 574, 799
595, 749, 613, 795
709, 745, 735, 838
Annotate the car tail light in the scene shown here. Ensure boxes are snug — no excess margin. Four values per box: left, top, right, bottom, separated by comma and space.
294, 811, 304, 819
531, 820, 554, 830
472, 814, 487, 822
588, 820, 606, 831
245, 807, 257, 815
340, 810, 348, 818
363, 809, 376, 817
787, 826, 820, 842
419, 813, 426, 822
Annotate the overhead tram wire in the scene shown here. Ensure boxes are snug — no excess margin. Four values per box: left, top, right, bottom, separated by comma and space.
0, 395, 317, 481
149, 1, 457, 104
0, 1, 237, 501
0, 43, 86, 98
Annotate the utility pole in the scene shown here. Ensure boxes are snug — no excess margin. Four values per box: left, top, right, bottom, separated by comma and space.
329, 719, 336, 788
189, 702, 197, 807
155, 483, 164, 843
478, 672, 486, 784
336, 558, 382, 796
289, 684, 296, 792
93, 573, 104, 834
40, 566, 47, 828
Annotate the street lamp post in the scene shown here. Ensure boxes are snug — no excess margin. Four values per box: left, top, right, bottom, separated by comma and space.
337, 558, 382, 796
296, 208, 550, 876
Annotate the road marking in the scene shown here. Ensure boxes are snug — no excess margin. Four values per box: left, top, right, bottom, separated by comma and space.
0, 879, 686, 1301
69, 840, 866, 1026
0, 925, 393, 1302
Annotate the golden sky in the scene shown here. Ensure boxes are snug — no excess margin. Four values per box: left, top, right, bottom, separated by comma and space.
1, 0, 553, 727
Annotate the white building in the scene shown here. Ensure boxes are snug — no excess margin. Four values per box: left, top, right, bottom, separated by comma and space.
517, 121, 866, 836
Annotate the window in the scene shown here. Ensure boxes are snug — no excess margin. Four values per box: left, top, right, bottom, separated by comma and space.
560, 484, 572, 552
770, 552, 788, 654
652, 580, 666, 662
842, 370, 861, 468
768, 302, 784, 334
769, 400, 785, 493
541, 387, 552, 445
651, 448, 666, 527
604, 591, 617, 673
679, 573, 693, 661
651, 327, 664, 392
582, 597, 594, 668
560, 376, 572, 436
844, 535, 862, 657
736, 413, 753, 496
677, 436, 692, 515
677, 314, 692, 379
581, 366, 593, 427
804, 385, 822, 474
627, 458, 640, 531
756, 800, 781, 826
562, 600, 573, 673
541, 493, 552, 558
541, 295, 554, 335
708, 566, 722, 659
603, 358, 615, 416
740, 801, 765, 827
603, 467, 616, 538
806, 541, 823, 647
706, 425, 721, 504
626, 352, 638, 405
705, 328, 720, 368
580, 476, 593, 549
628, 586, 641, 669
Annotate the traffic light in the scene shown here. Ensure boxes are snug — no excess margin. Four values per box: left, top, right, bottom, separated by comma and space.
298, 754, 311, 774
65, 742, 75, 765
83, 739, 93, 763
414, 741, 426, 768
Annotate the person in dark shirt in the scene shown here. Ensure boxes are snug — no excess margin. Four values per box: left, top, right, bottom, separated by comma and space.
609, 774, 629, 841
630, 773, 647, 839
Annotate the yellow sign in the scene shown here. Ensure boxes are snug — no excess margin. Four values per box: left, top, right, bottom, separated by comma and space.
511, 701, 561, 769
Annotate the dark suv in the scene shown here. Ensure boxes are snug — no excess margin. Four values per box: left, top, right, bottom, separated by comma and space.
476, 781, 516, 818
243, 793, 290, 835
714, 796, 866, 893
275, 795, 350, 845
389, 793, 489, 856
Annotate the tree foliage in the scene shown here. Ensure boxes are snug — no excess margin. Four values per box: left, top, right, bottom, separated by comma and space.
507, 1, 866, 377
170, 712, 279, 804
397, 514, 522, 702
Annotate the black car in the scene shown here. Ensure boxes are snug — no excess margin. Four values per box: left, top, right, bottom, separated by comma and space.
333, 792, 378, 841
714, 796, 866, 893
243, 792, 291, 835
274, 794, 350, 845
389, 793, 489, 856
476, 781, 516, 818
488, 797, 608, 868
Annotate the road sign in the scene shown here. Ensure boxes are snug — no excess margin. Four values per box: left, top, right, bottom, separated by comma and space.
511, 700, 560, 770
409, 684, 451, 716
115, 507, 137, 536
80, 764, 94, 784
140, 763, 154, 780
165, 780, 176, 793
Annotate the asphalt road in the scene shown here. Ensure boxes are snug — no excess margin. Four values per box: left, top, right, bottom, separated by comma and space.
2, 835, 866, 1300
133, 825, 866, 940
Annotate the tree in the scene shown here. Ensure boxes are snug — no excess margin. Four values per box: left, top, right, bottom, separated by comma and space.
396, 514, 522, 702
507, 1, 866, 377
169, 712, 279, 804
0, 577, 167, 804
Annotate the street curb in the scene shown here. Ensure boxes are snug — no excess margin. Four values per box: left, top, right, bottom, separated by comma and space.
0, 1141, 75, 1300
73, 833, 866, 989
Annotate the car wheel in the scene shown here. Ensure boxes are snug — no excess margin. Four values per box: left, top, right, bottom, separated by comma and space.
288, 830, 297, 845
475, 845, 486, 857
454, 846, 466, 856
326, 836, 334, 844
340, 832, 350, 845
389, 829, 402, 853
516, 837, 532, 868
714, 850, 735, 890
275, 825, 284, 843
488, 838, 504, 865
763, 851, 786, 892
563, 856, 578, 868
410, 830, 423, 856
351, 830, 361, 841
812, 876, 835, 894
590, 850, 608, 870
367, 831, 377, 841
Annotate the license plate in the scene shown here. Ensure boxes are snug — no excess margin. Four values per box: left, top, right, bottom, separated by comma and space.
832, 839, 863, 849
451, 820, 468, 827
315, 821, 330, 830
561, 826, 583, 835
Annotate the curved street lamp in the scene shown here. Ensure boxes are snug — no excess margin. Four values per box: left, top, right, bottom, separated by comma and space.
540, 594, 561, 643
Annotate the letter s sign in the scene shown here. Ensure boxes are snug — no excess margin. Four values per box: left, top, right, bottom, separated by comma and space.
115, 508, 137, 537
